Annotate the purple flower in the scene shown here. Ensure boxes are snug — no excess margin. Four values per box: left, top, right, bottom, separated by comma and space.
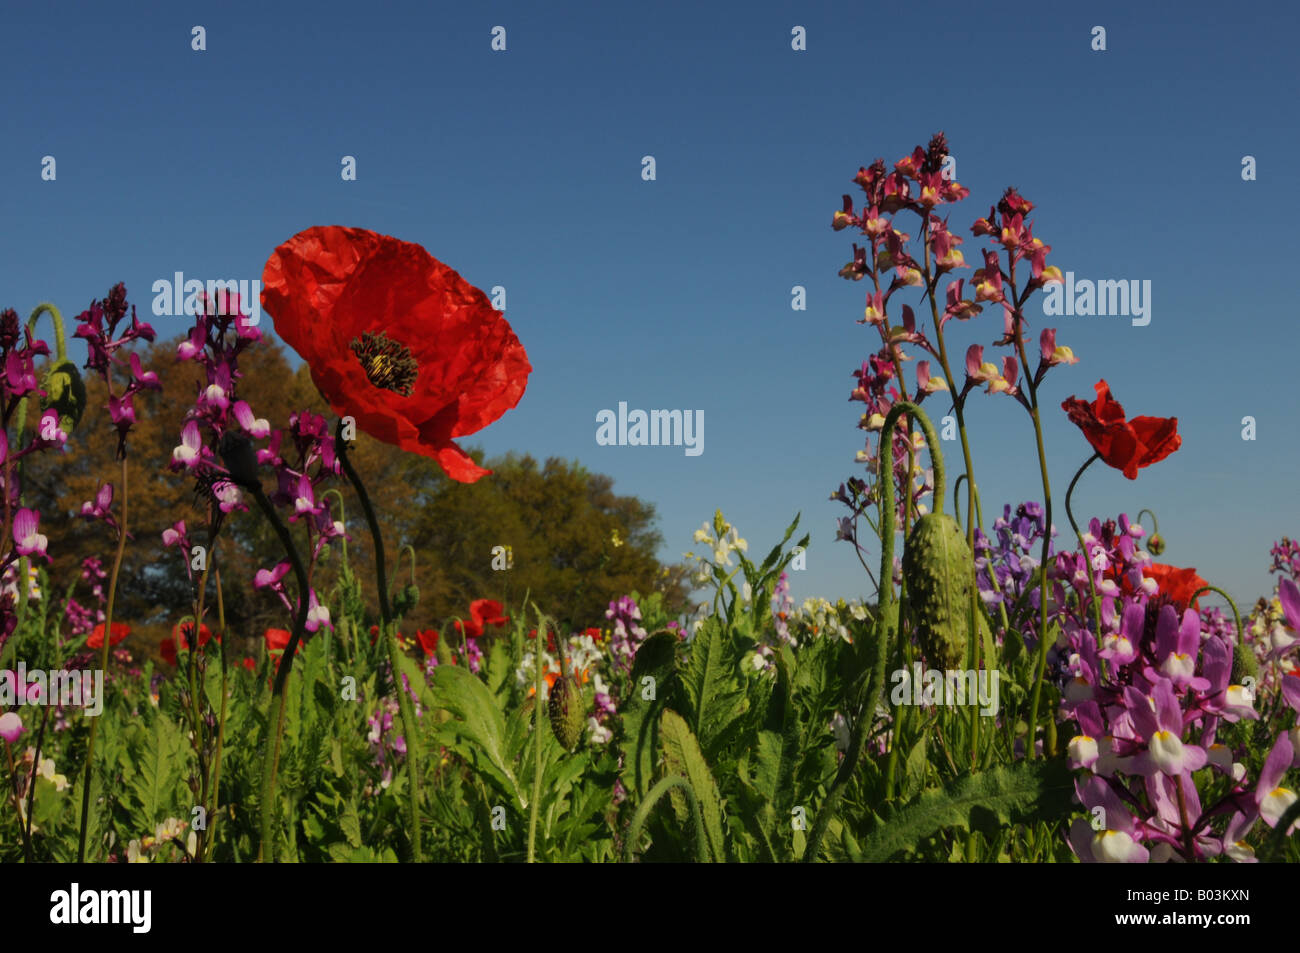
0, 711, 23, 743
1255, 732, 1298, 831
12, 508, 49, 561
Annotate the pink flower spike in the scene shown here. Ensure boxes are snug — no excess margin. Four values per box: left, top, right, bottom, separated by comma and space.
13, 508, 49, 560
177, 324, 206, 361
254, 562, 291, 590
128, 352, 160, 390
0, 711, 23, 743
36, 409, 67, 447
1256, 732, 1298, 831
233, 401, 271, 439
293, 474, 316, 516
305, 590, 332, 632
172, 420, 202, 468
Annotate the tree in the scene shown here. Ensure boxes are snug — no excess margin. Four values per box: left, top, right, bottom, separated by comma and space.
20, 328, 688, 663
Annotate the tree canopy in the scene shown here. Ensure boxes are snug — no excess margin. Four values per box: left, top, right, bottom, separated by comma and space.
21, 331, 690, 662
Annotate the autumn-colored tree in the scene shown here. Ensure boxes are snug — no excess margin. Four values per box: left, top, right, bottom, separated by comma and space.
22, 329, 689, 663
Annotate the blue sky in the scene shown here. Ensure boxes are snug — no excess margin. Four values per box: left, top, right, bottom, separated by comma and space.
2, 0, 1297, 615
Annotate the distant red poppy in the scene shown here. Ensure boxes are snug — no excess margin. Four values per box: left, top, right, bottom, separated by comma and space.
87, 622, 130, 649
264, 628, 298, 653
241, 657, 257, 672
416, 629, 440, 656
261, 226, 531, 482
1143, 563, 1210, 611
159, 622, 215, 666
1061, 380, 1180, 480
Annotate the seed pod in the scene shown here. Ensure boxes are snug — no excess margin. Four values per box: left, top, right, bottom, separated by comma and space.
1230, 636, 1258, 687
41, 358, 87, 435
548, 675, 586, 751
901, 512, 975, 670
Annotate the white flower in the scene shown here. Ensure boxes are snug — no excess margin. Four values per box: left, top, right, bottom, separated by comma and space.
587, 718, 612, 745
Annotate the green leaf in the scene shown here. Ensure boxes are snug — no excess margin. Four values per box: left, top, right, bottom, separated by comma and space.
340, 802, 362, 848
855, 758, 1076, 862
682, 617, 746, 752
618, 631, 678, 799
660, 709, 727, 862
431, 664, 521, 805
123, 714, 186, 825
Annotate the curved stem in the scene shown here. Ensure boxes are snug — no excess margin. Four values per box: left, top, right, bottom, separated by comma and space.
807, 401, 935, 859
335, 422, 422, 862
1136, 508, 1159, 538
527, 610, 546, 862
622, 774, 708, 863
1064, 452, 1103, 640
321, 488, 349, 564
251, 484, 310, 862
25, 303, 68, 360
206, 564, 229, 862
391, 544, 417, 599
76, 453, 127, 862
1188, 585, 1243, 639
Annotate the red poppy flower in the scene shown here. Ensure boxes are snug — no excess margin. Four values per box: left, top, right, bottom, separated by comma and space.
241, 657, 257, 672
160, 622, 215, 665
1061, 380, 1181, 480
416, 629, 440, 656
261, 226, 531, 483
470, 599, 509, 631
1142, 563, 1210, 610
87, 622, 130, 649
264, 628, 298, 653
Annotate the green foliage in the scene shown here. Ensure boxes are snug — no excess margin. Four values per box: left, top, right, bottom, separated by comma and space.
851, 759, 1076, 862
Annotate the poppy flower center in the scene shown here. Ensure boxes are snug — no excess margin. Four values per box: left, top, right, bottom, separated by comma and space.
350, 330, 418, 397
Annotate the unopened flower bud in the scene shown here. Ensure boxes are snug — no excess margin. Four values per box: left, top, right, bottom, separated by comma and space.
1147, 533, 1165, 556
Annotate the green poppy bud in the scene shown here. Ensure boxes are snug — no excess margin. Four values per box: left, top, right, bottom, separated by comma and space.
901, 512, 975, 670
40, 358, 86, 435
548, 675, 586, 751
1147, 533, 1165, 556
1231, 636, 1258, 687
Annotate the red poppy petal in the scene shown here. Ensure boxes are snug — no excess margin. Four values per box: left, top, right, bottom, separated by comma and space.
262, 225, 530, 480
434, 440, 492, 483
1130, 416, 1181, 469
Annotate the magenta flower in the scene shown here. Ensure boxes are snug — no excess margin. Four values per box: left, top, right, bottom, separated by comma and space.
1126, 680, 1209, 778
1068, 776, 1150, 863
161, 520, 189, 550
12, 509, 49, 561
81, 483, 114, 522
1255, 732, 1298, 831
0, 711, 23, 743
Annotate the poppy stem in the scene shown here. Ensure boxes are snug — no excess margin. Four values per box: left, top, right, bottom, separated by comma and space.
527, 609, 547, 863
806, 401, 919, 860
77, 453, 127, 863
249, 484, 310, 862
1065, 452, 1104, 641
335, 421, 423, 863
206, 563, 229, 863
